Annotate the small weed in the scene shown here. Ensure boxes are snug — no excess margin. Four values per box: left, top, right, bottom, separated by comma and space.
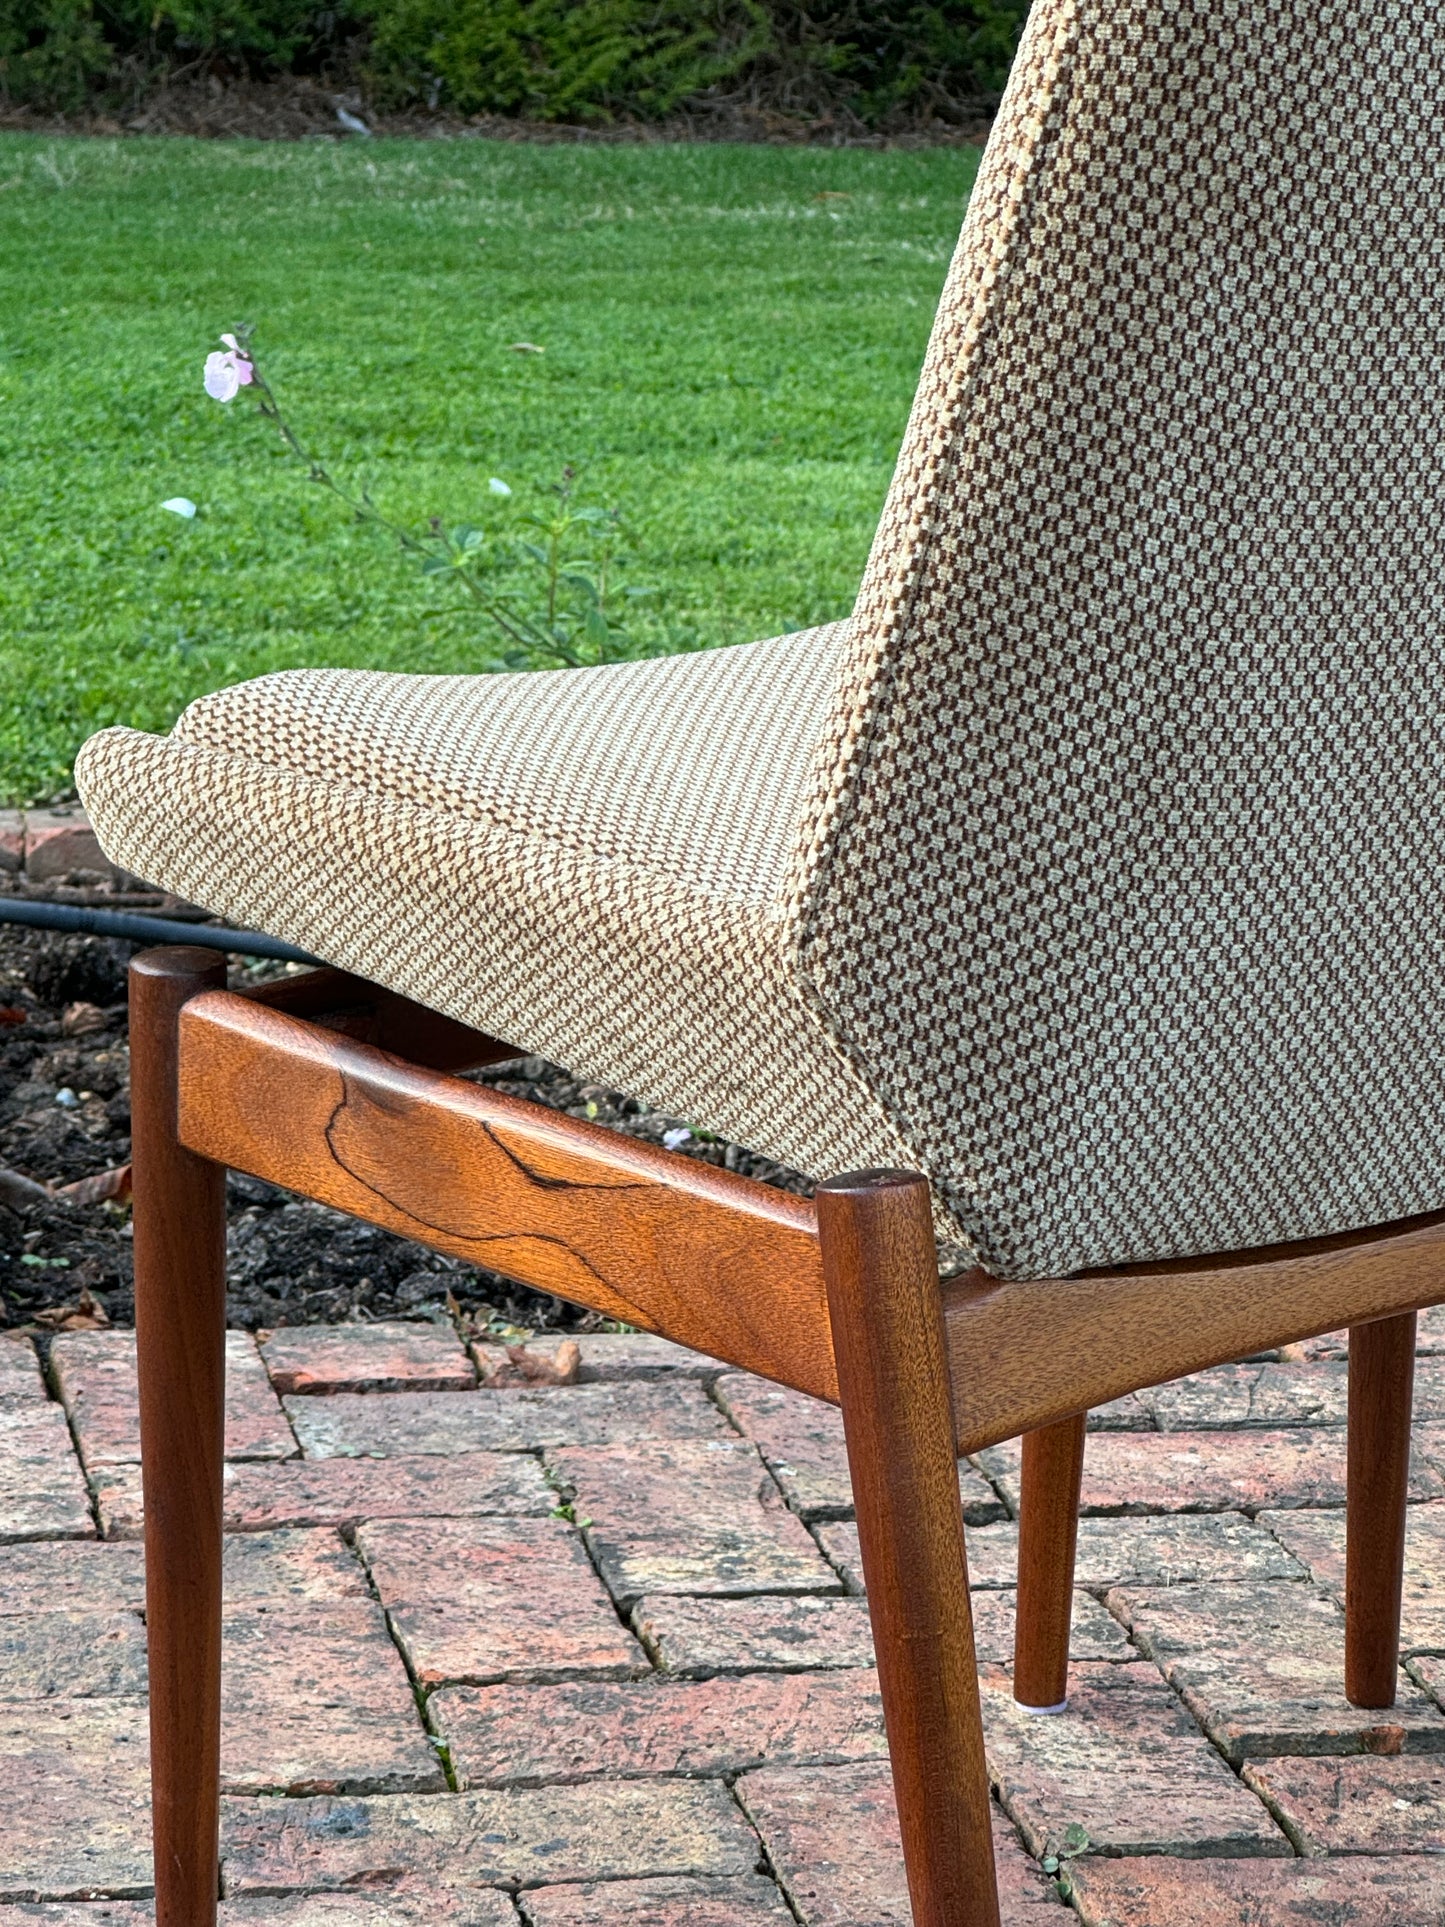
1041, 1822, 1091, 1885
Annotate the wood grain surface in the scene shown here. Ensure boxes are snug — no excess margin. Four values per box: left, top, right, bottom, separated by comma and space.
131, 948, 230, 1927
1346, 1312, 1417, 1708
817, 1169, 1001, 1927
1013, 1412, 1087, 1711
244, 966, 518, 1073
944, 1212, 1445, 1452
177, 988, 837, 1401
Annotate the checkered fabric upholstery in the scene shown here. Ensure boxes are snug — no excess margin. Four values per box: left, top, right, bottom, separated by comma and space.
78, 0, 1445, 1280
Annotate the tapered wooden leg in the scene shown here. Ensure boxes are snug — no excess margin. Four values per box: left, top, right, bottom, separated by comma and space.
816, 1171, 1001, 1927
131, 948, 230, 1927
1346, 1311, 1416, 1709
1013, 1411, 1086, 1711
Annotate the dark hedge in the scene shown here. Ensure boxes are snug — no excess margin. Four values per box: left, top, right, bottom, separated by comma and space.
0, 0, 1027, 126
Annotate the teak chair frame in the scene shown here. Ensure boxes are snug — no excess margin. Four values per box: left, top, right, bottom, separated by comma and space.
134, 945, 1438, 1927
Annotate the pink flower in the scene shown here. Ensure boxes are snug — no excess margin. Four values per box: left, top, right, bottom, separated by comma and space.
203, 334, 255, 403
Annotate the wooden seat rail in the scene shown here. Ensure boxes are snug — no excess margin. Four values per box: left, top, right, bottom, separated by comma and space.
185, 978, 1445, 1449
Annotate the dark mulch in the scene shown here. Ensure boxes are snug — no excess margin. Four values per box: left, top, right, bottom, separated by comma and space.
0, 917, 809, 1337
0, 73, 990, 148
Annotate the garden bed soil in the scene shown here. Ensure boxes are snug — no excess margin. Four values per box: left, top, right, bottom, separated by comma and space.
0, 912, 809, 1337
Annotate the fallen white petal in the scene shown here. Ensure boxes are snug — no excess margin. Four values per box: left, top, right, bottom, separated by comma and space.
161, 497, 198, 518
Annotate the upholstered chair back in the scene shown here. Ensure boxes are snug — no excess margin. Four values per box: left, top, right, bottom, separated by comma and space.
793, 0, 1445, 1279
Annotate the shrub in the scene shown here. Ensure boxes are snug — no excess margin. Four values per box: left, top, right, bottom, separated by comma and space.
0, 0, 109, 110
361, 0, 1026, 122
0, 0, 1029, 123
0, 0, 354, 105
764, 1, 1026, 119
363, 0, 772, 120
150, 0, 347, 69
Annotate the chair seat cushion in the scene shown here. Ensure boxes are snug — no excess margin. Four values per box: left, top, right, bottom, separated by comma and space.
76, 624, 920, 1221
167, 629, 841, 905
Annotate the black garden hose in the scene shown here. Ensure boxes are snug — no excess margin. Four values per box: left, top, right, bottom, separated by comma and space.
0, 897, 319, 965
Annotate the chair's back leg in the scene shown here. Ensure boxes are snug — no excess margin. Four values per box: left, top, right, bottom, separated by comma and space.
817, 1172, 1002, 1927
131, 949, 230, 1927
1346, 1310, 1417, 1708
1013, 1412, 1087, 1711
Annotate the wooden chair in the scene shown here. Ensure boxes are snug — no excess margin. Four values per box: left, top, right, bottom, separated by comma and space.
79, 3, 1445, 1921
128, 947, 1439, 1927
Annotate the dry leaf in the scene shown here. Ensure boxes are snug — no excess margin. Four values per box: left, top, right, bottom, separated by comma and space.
55, 1164, 132, 1207
481, 1338, 580, 1387
33, 1288, 110, 1332
60, 1001, 109, 1037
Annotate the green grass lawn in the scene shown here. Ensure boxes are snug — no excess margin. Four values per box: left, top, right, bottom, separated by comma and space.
0, 132, 977, 805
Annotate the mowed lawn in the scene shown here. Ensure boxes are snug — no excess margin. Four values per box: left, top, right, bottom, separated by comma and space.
0, 133, 977, 804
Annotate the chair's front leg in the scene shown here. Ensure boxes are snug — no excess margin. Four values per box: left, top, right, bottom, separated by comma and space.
1013, 1412, 1086, 1711
1346, 1311, 1416, 1708
131, 949, 230, 1927
817, 1172, 1001, 1927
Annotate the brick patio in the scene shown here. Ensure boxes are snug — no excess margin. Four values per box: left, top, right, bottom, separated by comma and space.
4, 1316, 1445, 1923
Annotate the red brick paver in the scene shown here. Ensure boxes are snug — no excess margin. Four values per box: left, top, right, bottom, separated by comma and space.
738, 1763, 1063, 1925
359, 1516, 648, 1685
220, 1527, 371, 1603
1244, 1752, 1445, 1855
631, 1592, 874, 1675
261, 1322, 476, 1395
52, 1331, 295, 1468
982, 1663, 1285, 1859
1265, 1500, 1445, 1653
225, 1901, 517, 1926
0, 1894, 519, 1923
0, 1610, 147, 1698
435, 1670, 888, 1786
12, 1317, 1445, 1919
94, 1450, 553, 1537
473, 1332, 717, 1384
961, 1511, 1308, 1590
0, 1538, 143, 1609
1139, 1357, 1445, 1431
0, 1698, 153, 1899
0, 1530, 367, 1613
1066, 1853, 1445, 1923
970, 1589, 1133, 1666
220, 1604, 443, 1795
550, 1439, 839, 1605
714, 1373, 1004, 1525
221, 1781, 759, 1893
285, 1382, 729, 1458
0, 1336, 46, 1401
979, 1425, 1444, 1514
520, 1874, 795, 1924
0, 1402, 94, 1542
1115, 1580, 1445, 1758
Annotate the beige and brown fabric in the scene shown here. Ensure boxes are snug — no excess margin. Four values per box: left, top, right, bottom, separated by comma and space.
78, 0, 1445, 1281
